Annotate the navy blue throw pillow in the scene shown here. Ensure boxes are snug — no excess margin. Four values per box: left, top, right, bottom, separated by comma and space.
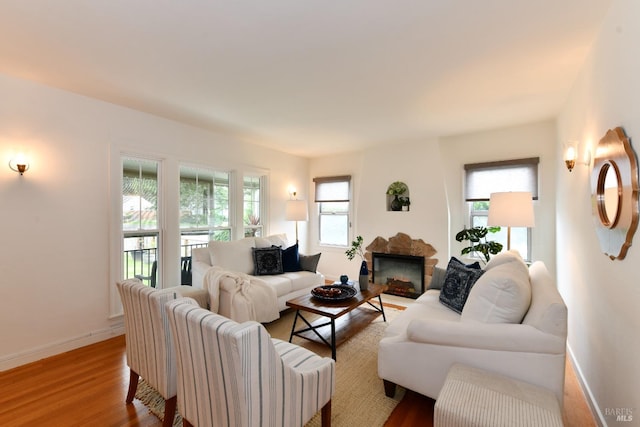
439, 257, 485, 313
281, 243, 301, 272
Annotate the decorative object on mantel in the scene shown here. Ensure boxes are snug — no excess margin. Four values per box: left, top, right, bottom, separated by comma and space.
386, 181, 409, 211
455, 226, 503, 264
364, 232, 438, 292
590, 126, 639, 260
399, 196, 411, 211
345, 235, 369, 291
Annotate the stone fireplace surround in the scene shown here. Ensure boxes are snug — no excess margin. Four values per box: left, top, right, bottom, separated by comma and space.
363, 232, 438, 290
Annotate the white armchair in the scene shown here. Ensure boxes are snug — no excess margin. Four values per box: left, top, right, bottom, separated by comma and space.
166, 297, 335, 427
378, 255, 568, 404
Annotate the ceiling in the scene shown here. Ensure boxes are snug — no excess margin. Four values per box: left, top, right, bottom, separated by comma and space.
0, 1, 612, 158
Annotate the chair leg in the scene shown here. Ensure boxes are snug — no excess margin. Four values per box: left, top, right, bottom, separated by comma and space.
383, 379, 396, 398
126, 369, 139, 403
321, 399, 332, 427
163, 395, 177, 427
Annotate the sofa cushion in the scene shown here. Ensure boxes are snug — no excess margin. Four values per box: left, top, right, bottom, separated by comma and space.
281, 243, 301, 272
461, 252, 531, 324
522, 262, 568, 337
256, 274, 293, 297
299, 253, 321, 272
439, 258, 485, 313
385, 289, 460, 337
427, 266, 447, 290
208, 238, 255, 275
252, 247, 284, 276
255, 233, 289, 249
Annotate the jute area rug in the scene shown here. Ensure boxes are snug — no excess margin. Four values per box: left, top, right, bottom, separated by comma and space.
135, 304, 405, 427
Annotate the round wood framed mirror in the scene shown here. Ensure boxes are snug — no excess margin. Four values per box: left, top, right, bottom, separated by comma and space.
590, 127, 639, 260
596, 161, 621, 228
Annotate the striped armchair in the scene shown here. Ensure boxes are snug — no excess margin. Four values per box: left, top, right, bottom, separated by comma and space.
166, 297, 335, 427
116, 279, 207, 427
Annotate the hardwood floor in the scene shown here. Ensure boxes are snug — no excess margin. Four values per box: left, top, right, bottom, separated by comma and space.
0, 336, 595, 426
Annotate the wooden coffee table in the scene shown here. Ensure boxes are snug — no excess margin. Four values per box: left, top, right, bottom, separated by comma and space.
286, 283, 388, 360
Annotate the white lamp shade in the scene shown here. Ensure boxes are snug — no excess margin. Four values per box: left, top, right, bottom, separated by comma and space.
286, 199, 308, 221
487, 192, 535, 227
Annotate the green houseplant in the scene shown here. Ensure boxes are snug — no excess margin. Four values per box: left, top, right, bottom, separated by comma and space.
386, 181, 408, 196
387, 182, 408, 211
455, 226, 503, 263
345, 235, 369, 291
399, 196, 411, 211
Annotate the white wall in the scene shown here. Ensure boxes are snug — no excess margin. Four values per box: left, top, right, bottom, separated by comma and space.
308, 121, 557, 284
440, 120, 558, 275
0, 72, 309, 370
308, 139, 450, 282
557, 0, 640, 423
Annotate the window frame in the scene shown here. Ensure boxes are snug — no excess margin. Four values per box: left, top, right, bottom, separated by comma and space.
121, 157, 163, 288
179, 165, 233, 259
242, 173, 265, 238
463, 158, 539, 261
314, 175, 352, 247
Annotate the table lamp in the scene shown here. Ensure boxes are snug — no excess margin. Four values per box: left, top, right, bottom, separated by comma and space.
487, 191, 535, 250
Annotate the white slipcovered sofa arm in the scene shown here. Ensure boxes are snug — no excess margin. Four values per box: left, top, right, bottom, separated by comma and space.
407, 318, 566, 354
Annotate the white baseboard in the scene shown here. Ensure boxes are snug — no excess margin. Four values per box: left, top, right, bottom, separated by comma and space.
567, 345, 605, 427
0, 323, 125, 372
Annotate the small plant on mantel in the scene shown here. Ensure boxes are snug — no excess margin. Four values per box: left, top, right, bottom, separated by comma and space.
455, 226, 503, 264
345, 235, 365, 262
345, 235, 370, 291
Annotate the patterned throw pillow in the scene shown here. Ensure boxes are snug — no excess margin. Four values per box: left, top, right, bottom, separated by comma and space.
252, 247, 284, 276
439, 257, 485, 313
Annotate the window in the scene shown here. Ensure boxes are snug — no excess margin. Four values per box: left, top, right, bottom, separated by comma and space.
243, 175, 264, 237
122, 157, 161, 287
314, 175, 351, 246
180, 166, 231, 258
464, 158, 538, 260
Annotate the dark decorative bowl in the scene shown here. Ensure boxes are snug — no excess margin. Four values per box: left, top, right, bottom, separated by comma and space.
311, 285, 357, 301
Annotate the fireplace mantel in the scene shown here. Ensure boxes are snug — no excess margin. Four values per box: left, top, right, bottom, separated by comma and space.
364, 232, 438, 289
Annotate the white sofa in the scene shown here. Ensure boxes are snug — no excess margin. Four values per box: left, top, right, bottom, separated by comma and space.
378, 251, 568, 404
192, 234, 324, 322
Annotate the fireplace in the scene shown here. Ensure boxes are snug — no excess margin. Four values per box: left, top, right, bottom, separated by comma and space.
372, 252, 425, 299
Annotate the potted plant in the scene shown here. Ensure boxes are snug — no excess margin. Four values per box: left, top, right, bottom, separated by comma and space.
387, 181, 408, 211
455, 226, 503, 263
345, 235, 369, 291
399, 196, 411, 211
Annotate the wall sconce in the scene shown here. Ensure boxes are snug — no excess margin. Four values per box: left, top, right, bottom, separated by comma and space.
564, 140, 591, 172
9, 154, 30, 176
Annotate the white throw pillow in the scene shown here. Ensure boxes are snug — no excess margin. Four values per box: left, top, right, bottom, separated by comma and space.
484, 249, 524, 270
255, 233, 289, 249
461, 255, 531, 324
208, 238, 255, 274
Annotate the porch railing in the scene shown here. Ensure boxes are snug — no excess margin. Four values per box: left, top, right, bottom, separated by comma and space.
124, 243, 207, 287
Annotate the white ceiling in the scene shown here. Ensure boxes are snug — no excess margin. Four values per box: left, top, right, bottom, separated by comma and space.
0, 1, 612, 158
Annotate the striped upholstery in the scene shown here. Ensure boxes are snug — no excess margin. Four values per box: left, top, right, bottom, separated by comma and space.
116, 279, 207, 426
117, 279, 180, 397
166, 298, 335, 427
434, 364, 563, 427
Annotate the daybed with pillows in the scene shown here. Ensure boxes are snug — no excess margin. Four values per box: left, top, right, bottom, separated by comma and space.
378, 251, 568, 404
191, 234, 324, 323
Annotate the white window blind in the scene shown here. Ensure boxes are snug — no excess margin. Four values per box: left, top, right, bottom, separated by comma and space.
314, 175, 351, 202
464, 158, 539, 201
